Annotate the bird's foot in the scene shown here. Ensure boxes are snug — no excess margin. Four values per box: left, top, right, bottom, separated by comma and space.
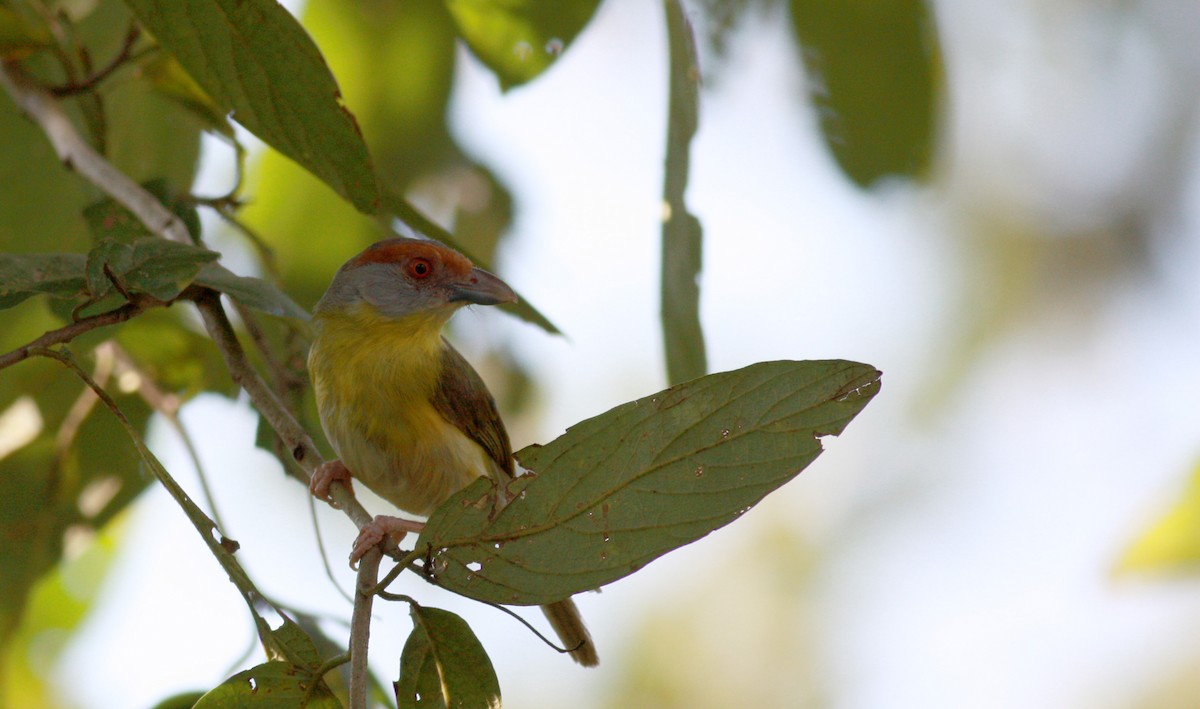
350, 515, 427, 565
310, 459, 353, 507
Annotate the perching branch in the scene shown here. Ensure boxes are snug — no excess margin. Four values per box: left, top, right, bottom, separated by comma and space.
349, 547, 382, 709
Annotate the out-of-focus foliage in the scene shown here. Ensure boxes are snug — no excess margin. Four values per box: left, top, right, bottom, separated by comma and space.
1120, 461, 1200, 574
789, 0, 941, 186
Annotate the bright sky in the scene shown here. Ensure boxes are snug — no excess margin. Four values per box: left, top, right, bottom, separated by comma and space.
50, 1, 1200, 708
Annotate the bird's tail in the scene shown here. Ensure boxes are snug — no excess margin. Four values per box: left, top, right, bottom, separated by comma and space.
541, 598, 598, 667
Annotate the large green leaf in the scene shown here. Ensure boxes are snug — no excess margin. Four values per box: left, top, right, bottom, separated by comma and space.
192, 661, 341, 709
120, 0, 381, 213
445, 0, 602, 90
789, 0, 941, 186
420, 360, 881, 605
395, 605, 500, 709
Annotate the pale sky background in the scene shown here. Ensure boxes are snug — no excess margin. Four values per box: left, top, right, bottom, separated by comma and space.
44, 0, 1200, 707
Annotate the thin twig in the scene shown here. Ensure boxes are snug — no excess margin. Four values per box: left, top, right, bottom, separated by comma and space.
349, 547, 382, 709
0, 60, 191, 244
311, 495, 355, 606
50, 23, 141, 96
0, 299, 159, 372
109, 342, 231, 533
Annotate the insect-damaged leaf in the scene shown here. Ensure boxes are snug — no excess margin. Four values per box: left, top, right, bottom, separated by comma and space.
420, 360, 881, 605
192, 661, 340, 708
395, 605, 500, 709
445, 0, 602, 90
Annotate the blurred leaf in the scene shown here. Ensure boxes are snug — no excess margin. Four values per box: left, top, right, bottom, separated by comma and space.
0, 357, 154, 658
444, 0, 602, 90
395, 605, 500, 709
789, 0, 941, 186
421, 360, 881, 605
121, 0, 381, 213
85, 238, 219, 302
661, 0, 706, 385
114, 308, 238, 398
1119, 463, 1200, 574
0, 254, 88, 310
192, 661, 341, 708
1, 517, 123, 708
194, 264, 310, 321
0, 6, 51, 59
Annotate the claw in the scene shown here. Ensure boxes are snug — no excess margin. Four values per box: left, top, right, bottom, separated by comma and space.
311, 460, 353, 506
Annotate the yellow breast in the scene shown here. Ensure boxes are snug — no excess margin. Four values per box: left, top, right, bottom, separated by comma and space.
309, 304, 493, 516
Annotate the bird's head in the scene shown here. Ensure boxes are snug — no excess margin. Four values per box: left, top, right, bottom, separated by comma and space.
314, 237, 517, 324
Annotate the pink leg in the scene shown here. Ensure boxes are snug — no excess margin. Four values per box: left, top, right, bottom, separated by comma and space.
310, 459, 354, 506
350, 515, 427, 564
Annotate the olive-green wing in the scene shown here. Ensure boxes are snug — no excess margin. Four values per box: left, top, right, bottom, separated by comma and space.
432, 340, 514, 479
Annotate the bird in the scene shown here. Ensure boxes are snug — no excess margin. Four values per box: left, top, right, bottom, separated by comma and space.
306, 236, 598, 667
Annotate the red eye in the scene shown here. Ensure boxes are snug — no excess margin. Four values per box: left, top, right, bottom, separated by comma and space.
408, 258, 433, 279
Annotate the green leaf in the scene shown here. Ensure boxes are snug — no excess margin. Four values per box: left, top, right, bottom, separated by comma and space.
139, 52, 235, 139
789, 0, 941, 186
268, 615, 324, 669
661, 0, 706, 385
445, 0, 602, 90
1119, 462, 1200, 575
193, 661, 341, 709
85, 238, 219, 303
120, 0, 381, 213
194, 264, 310, 321
420, 360, 881, 605
82, 179, 202, 245
395, 605, 501, 709
149, 692, 208, 709
0, 253, 88, 309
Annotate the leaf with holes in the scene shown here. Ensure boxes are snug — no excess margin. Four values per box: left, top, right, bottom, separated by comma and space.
395, 605, 500, 709
419, 360, 881, 605
445, 0, 602, 90
192, 661, 340, 708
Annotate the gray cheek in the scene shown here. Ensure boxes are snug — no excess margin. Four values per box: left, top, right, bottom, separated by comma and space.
355, 264, 439, 317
